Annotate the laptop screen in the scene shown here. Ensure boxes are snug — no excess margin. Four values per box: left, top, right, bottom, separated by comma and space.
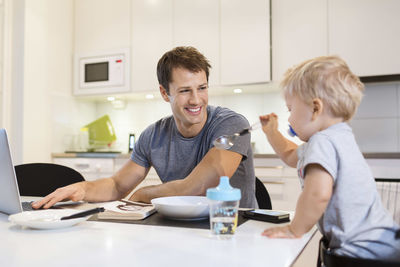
0, 129, 23, 215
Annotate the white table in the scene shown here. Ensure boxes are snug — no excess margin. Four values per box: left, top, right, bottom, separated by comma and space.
0, 210, 316, 267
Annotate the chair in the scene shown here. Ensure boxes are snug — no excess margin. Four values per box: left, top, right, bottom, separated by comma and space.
375, 178, 400, 224
317, 237, 399, 267
255, 177, 272, 209
14, 163, 85, 197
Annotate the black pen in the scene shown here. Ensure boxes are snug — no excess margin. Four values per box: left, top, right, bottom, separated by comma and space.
60, 207, 105, 220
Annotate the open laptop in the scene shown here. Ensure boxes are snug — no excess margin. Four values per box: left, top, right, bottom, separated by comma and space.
0, 128, 38, 214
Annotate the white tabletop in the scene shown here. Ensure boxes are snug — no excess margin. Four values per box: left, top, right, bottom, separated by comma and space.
0, 209, 316, 267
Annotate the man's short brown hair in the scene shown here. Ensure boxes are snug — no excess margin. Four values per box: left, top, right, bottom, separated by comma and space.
157, 46, 211, 94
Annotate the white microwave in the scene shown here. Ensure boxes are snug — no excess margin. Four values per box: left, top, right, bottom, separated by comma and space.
74, 48, 130, 95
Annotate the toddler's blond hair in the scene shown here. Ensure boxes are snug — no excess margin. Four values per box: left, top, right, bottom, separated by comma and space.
281, 56, 364, 121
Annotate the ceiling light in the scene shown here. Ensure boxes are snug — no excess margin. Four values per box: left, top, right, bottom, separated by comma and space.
107, 96, 115, 101
233, 88, 242, 94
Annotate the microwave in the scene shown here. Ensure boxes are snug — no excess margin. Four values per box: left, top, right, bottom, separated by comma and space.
74, 48, 130, 95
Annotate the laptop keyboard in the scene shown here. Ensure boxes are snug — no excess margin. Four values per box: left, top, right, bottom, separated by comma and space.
22, 201, 34, 211
21, 201, 60, 211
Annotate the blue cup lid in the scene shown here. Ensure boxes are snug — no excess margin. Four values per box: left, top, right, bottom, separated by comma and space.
206, 176, 241, 201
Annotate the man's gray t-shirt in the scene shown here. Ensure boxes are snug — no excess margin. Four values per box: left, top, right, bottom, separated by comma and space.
297, 123, 400, 260
131, 105, 256, 208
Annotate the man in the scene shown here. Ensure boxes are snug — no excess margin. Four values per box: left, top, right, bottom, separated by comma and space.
33, 46, 256, 209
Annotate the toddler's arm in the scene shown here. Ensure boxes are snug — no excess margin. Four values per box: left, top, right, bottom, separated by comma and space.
262, 164, 333, 238
259, 113, 298, 167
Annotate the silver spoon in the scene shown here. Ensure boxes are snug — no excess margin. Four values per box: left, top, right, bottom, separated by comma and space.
213, 122, 261, 150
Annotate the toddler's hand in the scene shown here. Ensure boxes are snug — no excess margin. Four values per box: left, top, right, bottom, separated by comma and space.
261, 225, 299, 239
259, 113, 278, 135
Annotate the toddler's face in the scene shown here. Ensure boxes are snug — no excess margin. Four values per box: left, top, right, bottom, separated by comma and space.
285, 94, 318, 142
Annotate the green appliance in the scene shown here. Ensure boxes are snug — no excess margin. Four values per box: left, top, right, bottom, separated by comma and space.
82, 115, 117, 151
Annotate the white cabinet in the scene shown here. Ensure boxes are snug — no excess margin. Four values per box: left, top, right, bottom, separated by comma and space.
254, 157, 301, 211
53, 157, 114, 181
328, 0, 400, 77
75, 0, 271, 94
271, 0, 327, 81
74, 0, 131, 54
221, 0, 270, 85
272, 0, 400, 81
173, 0, 220, 86
130, 0, 173, 92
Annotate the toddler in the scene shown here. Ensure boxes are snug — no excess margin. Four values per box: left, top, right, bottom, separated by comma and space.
260, 56, 400, 261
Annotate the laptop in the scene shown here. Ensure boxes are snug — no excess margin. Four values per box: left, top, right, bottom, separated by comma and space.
0, 128, 36, 214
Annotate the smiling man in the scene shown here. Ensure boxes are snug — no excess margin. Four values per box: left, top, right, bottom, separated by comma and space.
33, 46, 256, 209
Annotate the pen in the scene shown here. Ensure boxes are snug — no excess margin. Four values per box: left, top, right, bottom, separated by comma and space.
60, 207, 105, 220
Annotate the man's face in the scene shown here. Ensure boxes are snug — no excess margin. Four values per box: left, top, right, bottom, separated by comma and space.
160, 67, 208, 137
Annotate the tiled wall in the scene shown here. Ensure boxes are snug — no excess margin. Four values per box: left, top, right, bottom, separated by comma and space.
92, 82, 400, 154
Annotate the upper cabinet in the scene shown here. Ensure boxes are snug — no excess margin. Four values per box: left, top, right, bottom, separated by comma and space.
328, 0, 400, 77
220, 0, 270, 85
173, 0, 220, 86
130, 0, 173, 92
272, 0, 400, 82
74, 0, 131, 53
75, 0, 271, 95
271, 0, 327, 81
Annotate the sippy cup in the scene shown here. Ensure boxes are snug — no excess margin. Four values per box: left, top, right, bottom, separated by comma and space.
206, 176, 241, 238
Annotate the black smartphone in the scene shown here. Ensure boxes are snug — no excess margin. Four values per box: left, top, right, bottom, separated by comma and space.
243, 209, 290, 224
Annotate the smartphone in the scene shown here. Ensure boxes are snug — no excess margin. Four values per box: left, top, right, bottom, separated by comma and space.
243, 209, 290, 223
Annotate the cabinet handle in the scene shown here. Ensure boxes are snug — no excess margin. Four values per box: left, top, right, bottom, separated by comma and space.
75, 163, 90, 169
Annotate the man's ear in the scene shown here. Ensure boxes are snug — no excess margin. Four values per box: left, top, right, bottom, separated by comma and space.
311, 98, 324, 120
160, 85, 170, 102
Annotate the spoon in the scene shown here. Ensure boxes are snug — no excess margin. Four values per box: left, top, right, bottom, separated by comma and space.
287, 125, 297, 137
213, 122, 261, 150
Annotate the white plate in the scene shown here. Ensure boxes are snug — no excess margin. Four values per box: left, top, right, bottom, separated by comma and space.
151, 196, 209, 220
8, 209, 88, 230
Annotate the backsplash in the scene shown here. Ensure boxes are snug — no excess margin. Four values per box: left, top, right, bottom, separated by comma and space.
91, 82, 400, 154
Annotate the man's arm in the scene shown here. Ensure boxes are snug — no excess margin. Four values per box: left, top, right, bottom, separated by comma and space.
129, 147, 242, 203
260, 113, 298, 167
32, 160, 149, 209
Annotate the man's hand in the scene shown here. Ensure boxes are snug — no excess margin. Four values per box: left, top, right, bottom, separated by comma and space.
262, 225, 300, 239
31, 182, 86, 209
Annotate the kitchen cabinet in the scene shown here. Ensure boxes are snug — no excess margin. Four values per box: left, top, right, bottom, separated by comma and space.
272, 0, 400, 81
52, 155, 161, 193
74, 0, 131, 54
53, 157, 115, 181
328, 0, 400, 77
271, 0, 328, 81
130, 0, 173, 92
75, 0, 271, 94
173, 0, 220, 86
220, 0, 270, 85
254, 157, 301, 211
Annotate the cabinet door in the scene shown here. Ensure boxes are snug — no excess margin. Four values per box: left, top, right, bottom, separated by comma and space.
328, 0, 400, 76
173, 0, 220, 86
131, 0, 173, 92
74, 0, 131, 53
271, 0, 327, 81
220, 0, 271, 85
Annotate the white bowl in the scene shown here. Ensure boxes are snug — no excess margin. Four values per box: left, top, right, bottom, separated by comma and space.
151, 196, 209, 220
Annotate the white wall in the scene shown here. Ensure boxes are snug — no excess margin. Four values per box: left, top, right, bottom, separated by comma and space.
22, 0, 96, 163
